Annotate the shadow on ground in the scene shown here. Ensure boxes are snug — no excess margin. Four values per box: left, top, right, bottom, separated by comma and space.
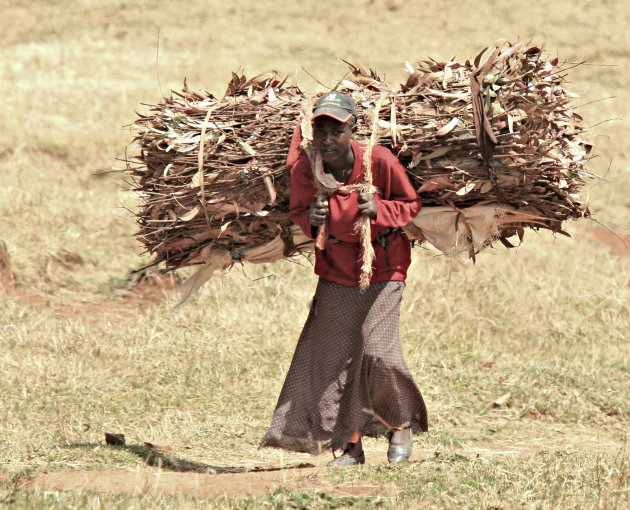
65, 442, 315, 474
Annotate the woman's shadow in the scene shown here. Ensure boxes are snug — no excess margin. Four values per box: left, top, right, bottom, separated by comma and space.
67, 441, 314, 474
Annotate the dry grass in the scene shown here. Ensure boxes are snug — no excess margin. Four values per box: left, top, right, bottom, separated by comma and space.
1, 0, 629, 508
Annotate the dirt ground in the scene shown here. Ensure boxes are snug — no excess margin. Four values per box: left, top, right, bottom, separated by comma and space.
4, 224, 629, 498
18, 461, 397, 498
0, 252, 180, 322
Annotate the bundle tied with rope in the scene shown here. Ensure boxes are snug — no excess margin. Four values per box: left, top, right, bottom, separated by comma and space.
125, 42, 596, 303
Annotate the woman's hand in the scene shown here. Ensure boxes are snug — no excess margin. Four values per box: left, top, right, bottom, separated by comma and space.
357, 193, 377, 218
309, 199, 329, 227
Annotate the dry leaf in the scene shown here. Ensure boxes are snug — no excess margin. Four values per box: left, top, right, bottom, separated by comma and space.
179, 205, 200, 222
492, 392, 512, 407
420, 146, 453, 161
479, 180, 494, 193
417, 175, 452, 193
144, 442, 173, 452
455, 182, 477, 196
261, 172, 277, 205
435, 117, 459, 137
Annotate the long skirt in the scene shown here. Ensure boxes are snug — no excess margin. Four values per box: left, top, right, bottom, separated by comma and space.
259, 278, 428, 455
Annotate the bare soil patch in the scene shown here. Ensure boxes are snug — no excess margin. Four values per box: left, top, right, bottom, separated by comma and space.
1, 251, 179, 322
0, 240, 17, 288
580, 224, 630, 254
459, 421, 626, 458
18, 460, 399, 498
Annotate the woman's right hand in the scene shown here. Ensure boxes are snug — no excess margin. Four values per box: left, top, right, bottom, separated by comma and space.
309, 199, 329, 227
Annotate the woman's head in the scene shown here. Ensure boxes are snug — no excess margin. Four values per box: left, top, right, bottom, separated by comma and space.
312, 92, 357, 169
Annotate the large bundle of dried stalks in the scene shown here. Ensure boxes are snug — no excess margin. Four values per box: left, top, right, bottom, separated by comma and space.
126, 42, 594, 276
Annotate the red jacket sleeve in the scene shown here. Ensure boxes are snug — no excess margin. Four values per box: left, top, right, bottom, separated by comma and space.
286, 123, 304, 170
370, 146, 422, 230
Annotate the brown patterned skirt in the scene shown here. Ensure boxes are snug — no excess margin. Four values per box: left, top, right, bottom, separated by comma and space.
259, 278, 428, 455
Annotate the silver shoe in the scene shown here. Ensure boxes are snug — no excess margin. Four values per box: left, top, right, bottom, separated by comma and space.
327, 451, 365, 467
388, 428, 413, 463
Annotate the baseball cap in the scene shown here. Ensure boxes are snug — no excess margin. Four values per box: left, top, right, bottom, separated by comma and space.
312, 92, 357, 123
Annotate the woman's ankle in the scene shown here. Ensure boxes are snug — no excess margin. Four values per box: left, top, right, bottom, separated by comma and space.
390, 427, 411, 445
346, 439, 363, 457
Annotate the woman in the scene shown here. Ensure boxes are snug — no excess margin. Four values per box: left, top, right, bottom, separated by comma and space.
259, 92, 427, 466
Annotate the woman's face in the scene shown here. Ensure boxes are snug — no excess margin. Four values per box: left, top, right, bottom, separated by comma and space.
312, 116, 353, 168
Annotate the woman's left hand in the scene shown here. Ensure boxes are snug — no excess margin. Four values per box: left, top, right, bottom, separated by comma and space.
357, 192, 377, 218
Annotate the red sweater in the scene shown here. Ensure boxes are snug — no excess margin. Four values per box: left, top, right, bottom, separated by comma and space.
290, 140, 422, 286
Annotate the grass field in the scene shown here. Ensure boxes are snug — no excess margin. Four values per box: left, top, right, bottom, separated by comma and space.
1, 0, 629, 508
